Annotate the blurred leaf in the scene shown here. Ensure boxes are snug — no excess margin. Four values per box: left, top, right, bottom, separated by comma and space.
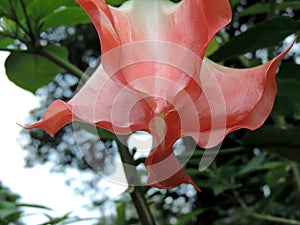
27, 0, 78, 21
116, 203, 126, 225
0, 17, 18, 34
205, 37, 219, 56
229, 0, 240, 8
18, 203, 52, 211
0, 0, 10, 15
239, 3, 268, 17
239, 2, 300, 18
41, 7, 90, 31
266, 165, 287, 187
257, 161, 284, 170
0, 34, 14, 48
39, 212, 72, 225
210, 17, 300, 61
238, 153, 267, 175
200, 179, 241, 196
5, 45, 68, 93
174, 209, 205, 225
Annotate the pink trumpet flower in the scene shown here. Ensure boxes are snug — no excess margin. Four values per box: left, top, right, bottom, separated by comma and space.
24, 0, 294, 190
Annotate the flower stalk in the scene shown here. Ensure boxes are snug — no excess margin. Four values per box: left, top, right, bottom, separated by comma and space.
116, 137, 156, 225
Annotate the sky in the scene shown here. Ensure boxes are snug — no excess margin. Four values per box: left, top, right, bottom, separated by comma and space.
0, 51, 128, 224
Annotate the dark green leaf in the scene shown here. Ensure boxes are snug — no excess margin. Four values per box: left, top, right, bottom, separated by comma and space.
242, 126, 300, 148
229, 0, 240, 8
0, 0, 10, 14
17, 203, 52, 211
242, 126, 300, 161
263, 146, 300, 162
273, 79, 300, 117
265, 165, 287, 187
199, 179, 241, 196
238, 153, 266, 175
5, 45, 68, 93
27, 0, 78, 21
239, 3, 268, 17
106, 0, 128, 7
272, 61, 300, 117
277, 61, 300, 80
210, 17, 300, 61
41, 7, 90, 31
174, 209, 205, 225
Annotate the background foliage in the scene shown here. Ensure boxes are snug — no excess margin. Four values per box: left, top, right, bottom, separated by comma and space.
1, 0, 300, 224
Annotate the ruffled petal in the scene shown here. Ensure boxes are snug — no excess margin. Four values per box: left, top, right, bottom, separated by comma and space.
21, 100, 72, 137
192, 41, 295, 148
24, 65, 152, 136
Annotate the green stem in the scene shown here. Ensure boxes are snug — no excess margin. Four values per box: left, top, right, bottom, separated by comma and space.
233, 190, 300, 225
191, 146, 250, 158
0, 47, 89, 81
37, 49, 89, 81
116, 137, 156, 225
19, 0, 35, 41
291, 162, 300, 191
291, 162, 300, 209
8, 0, 30, 40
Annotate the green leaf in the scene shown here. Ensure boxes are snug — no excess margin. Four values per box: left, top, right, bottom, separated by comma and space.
238, 153, 267, 175
0, 34, 14, 48
0, 0, 10, 14
27, 0, 78, 21
5, 45, 68, 93
229, 0, 240, 8
205, 37, 219, 57
17, 203, 52, 211
239, 3, 269, 17
39, 212, 72, 225
41, 7, 90, 31
116, 203, 126, 225
210, 17, 300, 61
174, 209, 205, 225
106, 0, 128, 7
265, 165, 287, 187
239, 2, 300, 18
74, 122, 116, 140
